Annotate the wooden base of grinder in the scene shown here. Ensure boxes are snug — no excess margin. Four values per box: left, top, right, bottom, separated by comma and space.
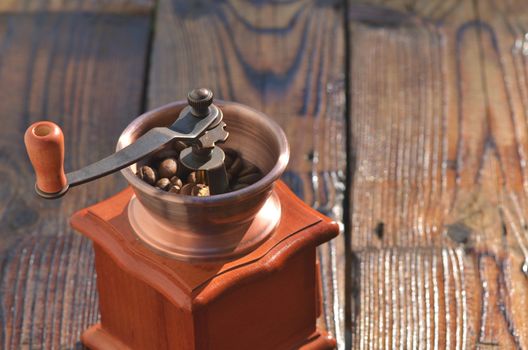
71, 181, 338, 350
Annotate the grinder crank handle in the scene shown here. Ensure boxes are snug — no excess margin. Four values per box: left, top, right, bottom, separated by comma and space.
24, 123, 217, 199
24, 108, 224, 198
24, 88, 226, 199
24, 122, 178, 199
24, 121, 68, 198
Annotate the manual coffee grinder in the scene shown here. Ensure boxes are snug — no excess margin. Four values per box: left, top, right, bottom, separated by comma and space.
24, 88, 338, 350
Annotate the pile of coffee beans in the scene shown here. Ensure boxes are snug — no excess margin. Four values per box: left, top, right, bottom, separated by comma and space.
136, 147, 262, 196
223, 148, 263, 191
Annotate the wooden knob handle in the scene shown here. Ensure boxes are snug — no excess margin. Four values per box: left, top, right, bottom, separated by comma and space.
24, 121, 68, 196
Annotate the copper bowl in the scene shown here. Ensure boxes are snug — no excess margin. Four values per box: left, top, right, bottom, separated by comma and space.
116, 101, 289, 261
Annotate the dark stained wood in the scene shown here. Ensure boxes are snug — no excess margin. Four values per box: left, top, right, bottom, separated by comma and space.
0, 0, 152, 14
5, 0, 528, 348
148, 0, 347, 346
348, 0, 528, 348
0, 7, 152, 350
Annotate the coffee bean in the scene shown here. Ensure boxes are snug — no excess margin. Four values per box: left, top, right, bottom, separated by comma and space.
179, 183, 209, 196
232, 183, 249, 191
170, 176, 183, 188
155, 178, 171, 191
187, 171, 206, 184
224, 148, 238, 158
224, 155, 234, 170
167, 176, 183, 194
136, 147, 263, 196
187, 172, 197, 183
223, 148, 238, 169
168, 185, 180, 193
192, 184, 210, 197
180, 183, 195, 195
237, 172, 261, 185
228, 156, 243, 176
137, 165, 157, 185
158, 158, 178, 179
238, 160, 259, 177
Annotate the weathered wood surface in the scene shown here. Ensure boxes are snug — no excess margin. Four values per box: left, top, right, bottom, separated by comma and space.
0, 5, 152, 349
3, 0, 528, 349
348, 0, 528, 348
148, 0, 347, 347
0, 0, 348, 349
0, 0, 152, 14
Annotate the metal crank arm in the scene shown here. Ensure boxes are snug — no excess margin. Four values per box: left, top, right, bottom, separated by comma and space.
66, 107, 221, 189
66, 128, 175, 188
25, 88, 225, 199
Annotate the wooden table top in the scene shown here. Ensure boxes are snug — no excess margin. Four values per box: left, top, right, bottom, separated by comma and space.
1, 0, 527, 349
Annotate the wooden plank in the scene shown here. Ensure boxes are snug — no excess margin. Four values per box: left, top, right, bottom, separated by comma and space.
348, 0, 528, 348
0, 0, 152, 14
148, 0, 347, 347
0, 11, 152, 349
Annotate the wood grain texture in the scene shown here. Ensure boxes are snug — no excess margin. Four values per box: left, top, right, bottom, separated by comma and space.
0, 0, 152, 14
348, 0, 528, 348
0, 10, 152, 350
148, 0, 347, 347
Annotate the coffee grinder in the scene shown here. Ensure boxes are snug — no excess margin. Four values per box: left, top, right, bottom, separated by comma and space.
24, 89, 338, 350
